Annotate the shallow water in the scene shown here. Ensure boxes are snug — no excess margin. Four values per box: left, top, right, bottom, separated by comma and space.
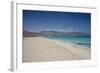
48, 36, 91, 48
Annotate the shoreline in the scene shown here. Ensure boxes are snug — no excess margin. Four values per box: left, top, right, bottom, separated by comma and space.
40, 37, 91, 52
23, 37, 91, 62
47, 37, 91, 49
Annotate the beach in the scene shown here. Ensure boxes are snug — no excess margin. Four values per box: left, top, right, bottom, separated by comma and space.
23, 37, 91, 62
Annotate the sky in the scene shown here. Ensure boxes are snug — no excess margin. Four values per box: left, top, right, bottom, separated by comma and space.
23, 10, 91, 33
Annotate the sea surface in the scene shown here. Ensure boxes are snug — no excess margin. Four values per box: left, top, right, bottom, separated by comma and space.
48, 36, 91, 48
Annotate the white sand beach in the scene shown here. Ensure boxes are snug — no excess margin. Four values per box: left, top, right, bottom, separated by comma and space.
23, 37, 91, 62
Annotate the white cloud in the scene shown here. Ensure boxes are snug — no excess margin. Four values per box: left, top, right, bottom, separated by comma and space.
42, 27, 79, 32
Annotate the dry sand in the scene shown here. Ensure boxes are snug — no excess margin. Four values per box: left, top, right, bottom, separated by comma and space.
23, 37, 91, 62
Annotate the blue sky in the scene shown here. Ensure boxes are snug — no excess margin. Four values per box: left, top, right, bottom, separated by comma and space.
23, 10, 91, 33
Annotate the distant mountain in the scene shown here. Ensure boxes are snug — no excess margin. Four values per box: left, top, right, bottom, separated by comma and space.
23, 31, 40, 37
40, 31, 65, 37
40, 31, 90, 37
23, 31, 90, 37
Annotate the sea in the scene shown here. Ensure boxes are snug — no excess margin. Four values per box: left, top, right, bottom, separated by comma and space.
48, 36, 91, 48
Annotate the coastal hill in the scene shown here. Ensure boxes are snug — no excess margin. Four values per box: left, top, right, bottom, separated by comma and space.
23, 31, 90, 37
23, 31, 40, 37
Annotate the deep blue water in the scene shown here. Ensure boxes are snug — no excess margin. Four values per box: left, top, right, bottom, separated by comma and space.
48, 36, 91, 48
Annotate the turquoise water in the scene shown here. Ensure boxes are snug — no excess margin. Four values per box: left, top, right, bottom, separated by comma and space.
48, 36, 91, 48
